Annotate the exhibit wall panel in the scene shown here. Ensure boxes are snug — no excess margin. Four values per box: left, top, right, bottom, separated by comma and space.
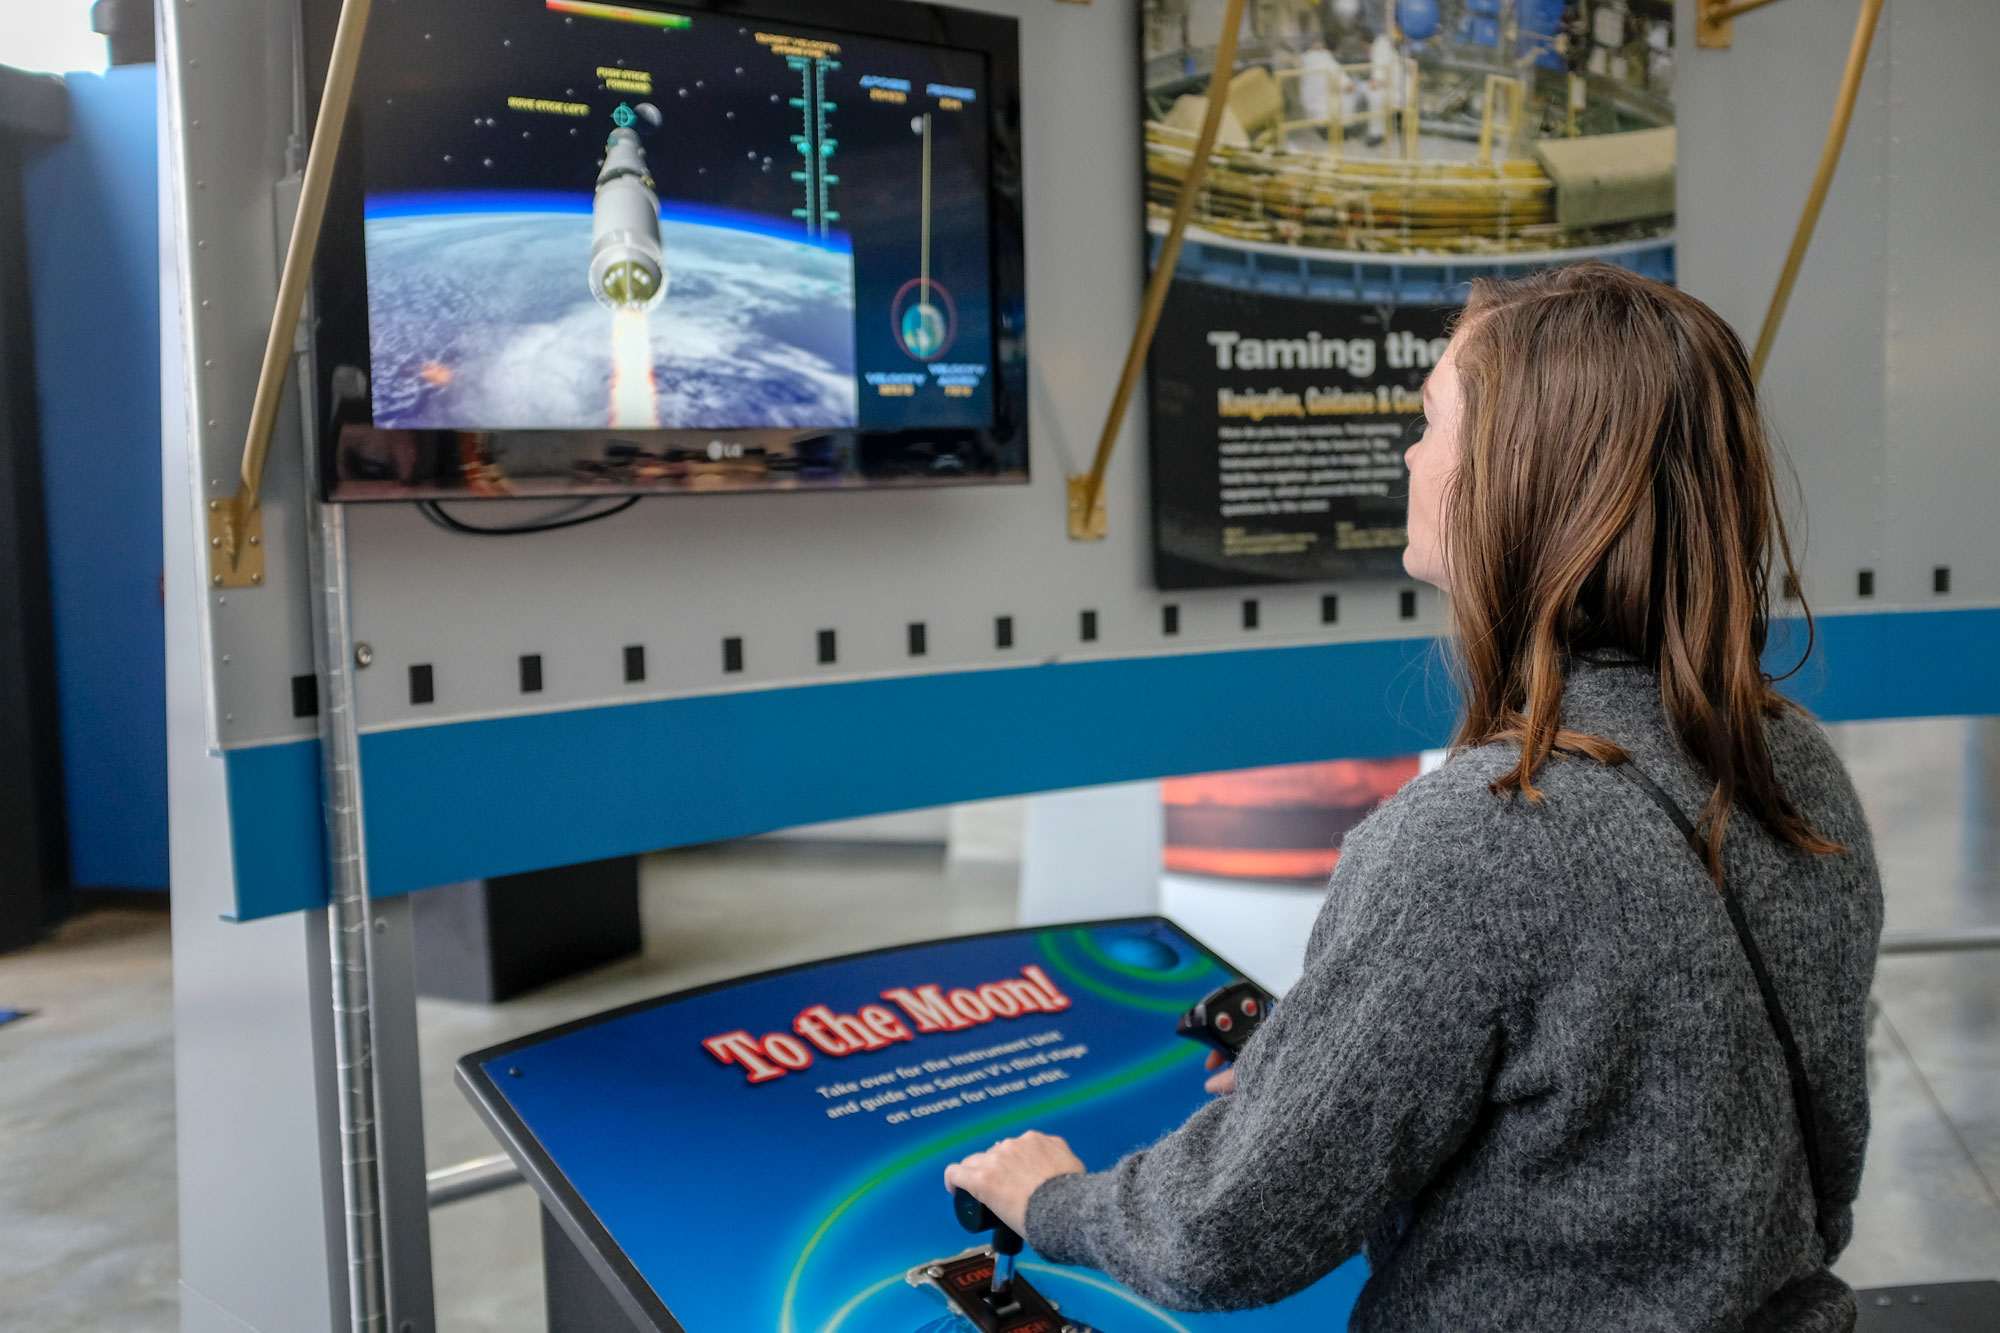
159, 47, 346, 1327
180, 0, 1442, 756
1879, 0, 2000, 610
160, 0, 320, 751
331, 0, 1441, 741
1679, 0, 2000, 619
164, 0, 1449, 921
1676, 0, 1891, 616
168, 0, 2000, 921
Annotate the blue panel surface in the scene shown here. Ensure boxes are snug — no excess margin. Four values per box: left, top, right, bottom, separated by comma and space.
223, 741, 327, 923
461, 919, 1368, 1330
1767, 609, 2000, 724
224, 608, 2000, 921
358, 639, 1458, 901
23, 68, 169, 890
231, 637, 1455, 918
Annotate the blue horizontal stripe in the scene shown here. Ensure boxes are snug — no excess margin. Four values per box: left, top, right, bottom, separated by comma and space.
362, 191, 853, 251
221, 608, 2000, 921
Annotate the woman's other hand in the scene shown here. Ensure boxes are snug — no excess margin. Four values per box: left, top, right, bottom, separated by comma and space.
941, 1131, 1085, 1237
1205, 1050, 1237, 1096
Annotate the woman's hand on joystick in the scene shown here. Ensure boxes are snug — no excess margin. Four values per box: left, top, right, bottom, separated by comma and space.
942, 1131, 1085, 1238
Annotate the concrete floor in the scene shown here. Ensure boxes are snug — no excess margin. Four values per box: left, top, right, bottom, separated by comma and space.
0, 905, 179, 1332
1838, 719, 2000, 1288
2, 719, 1997, 1330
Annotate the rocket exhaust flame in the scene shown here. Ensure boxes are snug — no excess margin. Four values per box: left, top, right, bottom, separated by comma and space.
609, 309, 659, 428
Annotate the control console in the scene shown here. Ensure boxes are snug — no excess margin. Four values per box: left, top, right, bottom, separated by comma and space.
1176, 979, 1275, 1059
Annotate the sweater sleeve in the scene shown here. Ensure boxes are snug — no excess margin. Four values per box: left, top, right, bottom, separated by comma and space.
1023, 787, 1522, 1311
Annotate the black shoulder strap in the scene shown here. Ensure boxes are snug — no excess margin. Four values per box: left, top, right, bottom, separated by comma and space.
1597, 758, 1838, 1260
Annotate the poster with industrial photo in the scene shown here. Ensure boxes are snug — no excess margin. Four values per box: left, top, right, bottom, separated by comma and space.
1141, 0, 1676, 589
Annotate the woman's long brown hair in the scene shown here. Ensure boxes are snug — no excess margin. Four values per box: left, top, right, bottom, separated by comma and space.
1444, 261, 1838, 878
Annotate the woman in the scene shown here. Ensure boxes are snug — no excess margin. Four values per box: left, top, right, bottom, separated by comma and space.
945, 262, 1882, 1330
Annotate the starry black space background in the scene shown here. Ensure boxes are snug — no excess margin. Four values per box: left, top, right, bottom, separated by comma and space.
354, 0, 996, 428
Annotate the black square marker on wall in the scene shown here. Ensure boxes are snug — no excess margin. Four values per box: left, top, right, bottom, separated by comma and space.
623, 645, 646, 683
519, 655, 544, 694
1399, 589, 1418, 620
1080, 610, 1098, 642
1321, 594, 1339, 625
1781, 574, 1800, 601
1241, 599, 1259, 630
1857, 569, 1875, 598
1162, 605, 1180, 636
817, 630, 837, 665
907, 622, 927, 657
291, 674, 319, 719
410, 664, 435, 706
1935, 566, 1952, 595
722, 637, 744, 673
995, 616, 1014, 649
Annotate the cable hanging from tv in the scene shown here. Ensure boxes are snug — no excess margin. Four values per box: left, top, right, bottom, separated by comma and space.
416, 496, 641, 536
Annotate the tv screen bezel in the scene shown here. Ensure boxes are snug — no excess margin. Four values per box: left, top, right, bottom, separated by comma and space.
303, 0, 1027, 503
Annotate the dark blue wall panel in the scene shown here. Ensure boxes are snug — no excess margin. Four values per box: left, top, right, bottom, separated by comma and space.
23, 68, 168, 891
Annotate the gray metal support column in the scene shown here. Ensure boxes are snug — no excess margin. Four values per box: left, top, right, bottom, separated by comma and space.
164, 0, 433, 1324
303, 376, 392, 1333
366, 893, 437, 1333
162, 26, 344, 1320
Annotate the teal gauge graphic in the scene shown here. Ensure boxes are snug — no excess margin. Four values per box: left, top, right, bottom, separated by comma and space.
897, 283, 952, 359
894, 113, 956, 361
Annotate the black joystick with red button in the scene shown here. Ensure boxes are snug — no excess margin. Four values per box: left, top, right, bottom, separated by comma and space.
1177, 979, 1276, 1059
954, 1187, 1027, 1318
916, 1192, 1066, 1331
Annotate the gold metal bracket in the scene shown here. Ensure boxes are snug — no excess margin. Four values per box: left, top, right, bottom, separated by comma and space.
1699, 0, 1789, 48
208, 498, 266, 588
1066, 474, 1107, 541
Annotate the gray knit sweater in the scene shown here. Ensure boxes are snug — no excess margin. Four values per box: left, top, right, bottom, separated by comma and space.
1028, 662, 1882, 1330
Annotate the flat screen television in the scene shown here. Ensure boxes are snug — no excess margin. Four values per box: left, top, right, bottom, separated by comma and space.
307, 0, 1026, 501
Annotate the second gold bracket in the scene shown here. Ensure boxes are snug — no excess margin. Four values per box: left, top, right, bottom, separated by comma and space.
207, 502, 266, 588
1066, 475, 1108, 541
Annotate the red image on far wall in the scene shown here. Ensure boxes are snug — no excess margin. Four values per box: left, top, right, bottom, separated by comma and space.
1162, 757, 1423, 884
